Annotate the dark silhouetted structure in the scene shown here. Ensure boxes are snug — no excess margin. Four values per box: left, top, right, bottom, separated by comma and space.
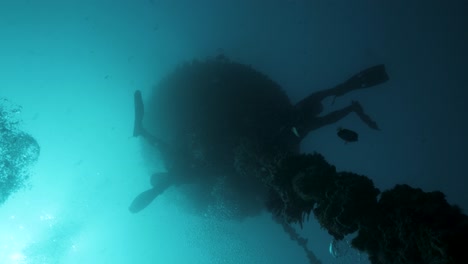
130, 56, 465, 264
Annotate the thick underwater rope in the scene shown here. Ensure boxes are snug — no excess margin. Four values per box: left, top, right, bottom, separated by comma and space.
272, 214, 322, 264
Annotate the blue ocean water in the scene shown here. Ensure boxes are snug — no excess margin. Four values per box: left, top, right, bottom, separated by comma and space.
1, 0, 467, 263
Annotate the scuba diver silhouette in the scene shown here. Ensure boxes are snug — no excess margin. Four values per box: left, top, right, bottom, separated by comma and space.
129, 63, 388, 213
292, 64, 386, 140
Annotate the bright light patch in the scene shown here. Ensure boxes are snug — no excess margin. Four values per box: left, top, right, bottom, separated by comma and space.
9, 252, 26, 261
71, 243, 78, 252
39, 213, 54, 221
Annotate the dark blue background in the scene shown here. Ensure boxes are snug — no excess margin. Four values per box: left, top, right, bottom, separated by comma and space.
1, 0, 467, 263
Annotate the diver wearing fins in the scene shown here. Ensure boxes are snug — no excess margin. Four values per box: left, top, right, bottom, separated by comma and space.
130, 90, 174, 213
293, 64, 387, 139
128, 63, 389, 214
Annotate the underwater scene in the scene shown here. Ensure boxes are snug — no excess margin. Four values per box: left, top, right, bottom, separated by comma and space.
1, 0, 467, 263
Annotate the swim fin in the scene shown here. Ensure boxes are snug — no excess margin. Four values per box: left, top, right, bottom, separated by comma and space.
129, 175, 173, 213
333, 64, 389, 98
129, 188, 159, 213
133, 90, 144, 137
349, 64, 389, 89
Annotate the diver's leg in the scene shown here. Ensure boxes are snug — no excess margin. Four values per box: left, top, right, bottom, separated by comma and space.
294, 104, 354, 139
298, 101, 379, 139
309, 105, 355, 131
314, 101, 379, 130
312, 101, 379, 130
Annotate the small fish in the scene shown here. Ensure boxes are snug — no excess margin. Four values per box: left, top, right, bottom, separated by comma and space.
337, 127, 358, 143
291, 126, 300, 138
